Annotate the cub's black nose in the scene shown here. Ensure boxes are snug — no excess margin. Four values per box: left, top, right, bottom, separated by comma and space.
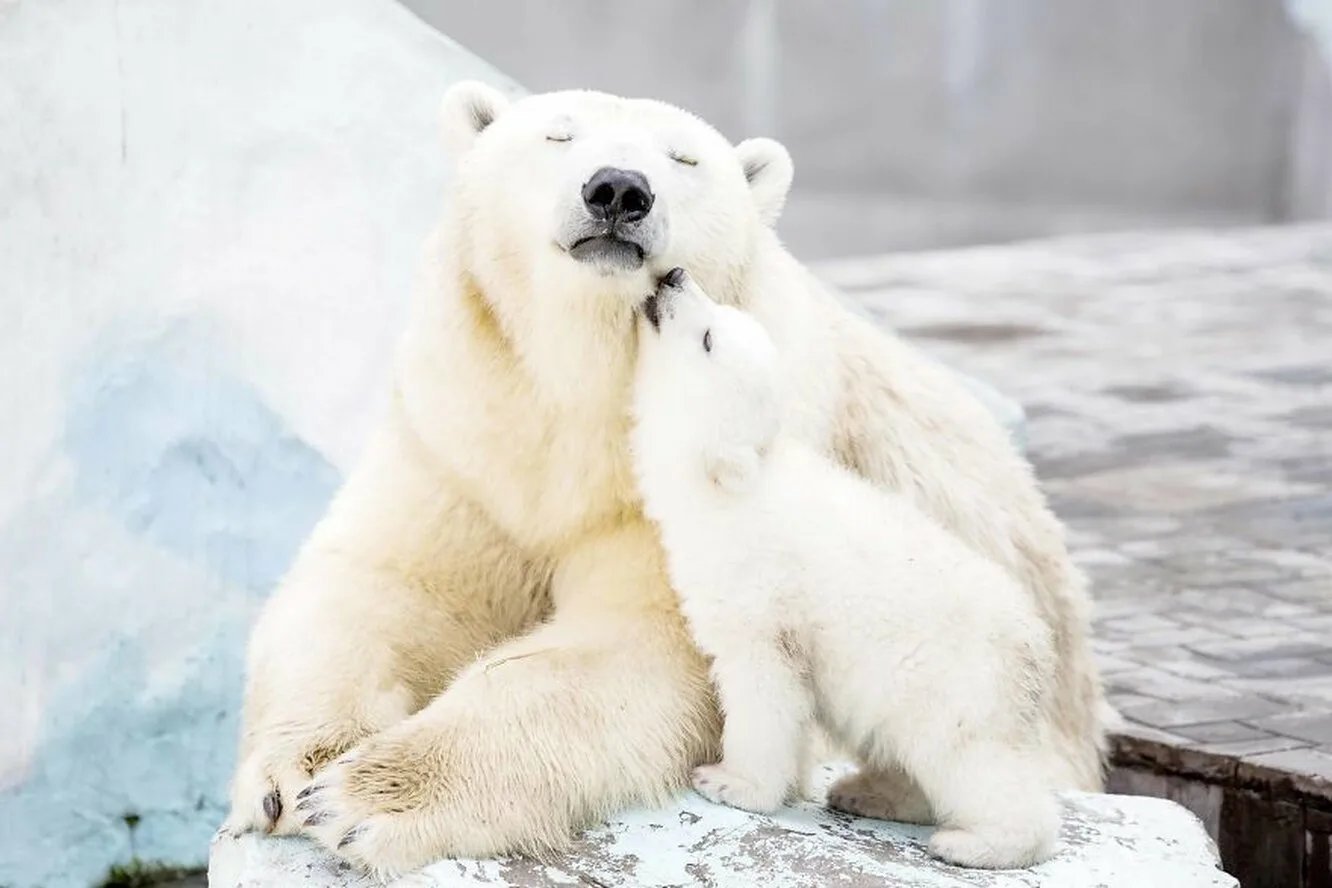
583, 167, 654, 223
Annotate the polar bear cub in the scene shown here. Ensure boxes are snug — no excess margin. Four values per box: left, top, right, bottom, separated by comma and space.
630, 269, 1060, 869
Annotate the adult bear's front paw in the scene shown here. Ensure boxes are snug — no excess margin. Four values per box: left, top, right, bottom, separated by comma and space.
296, 743, 419, 875
294, 726, 474, 877
223, 731, 363, 838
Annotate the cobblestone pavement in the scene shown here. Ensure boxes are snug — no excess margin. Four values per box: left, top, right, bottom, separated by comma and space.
821, 225, 1332, 787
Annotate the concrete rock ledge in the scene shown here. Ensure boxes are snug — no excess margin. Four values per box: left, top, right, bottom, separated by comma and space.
209, 767, 1234, 887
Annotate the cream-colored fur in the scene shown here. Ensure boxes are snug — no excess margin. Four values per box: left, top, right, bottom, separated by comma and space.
224, 83, 1104, 876
631, 272, 1058, 868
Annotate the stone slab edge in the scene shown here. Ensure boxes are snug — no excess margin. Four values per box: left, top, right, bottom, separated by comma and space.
211, 777, 1233, 887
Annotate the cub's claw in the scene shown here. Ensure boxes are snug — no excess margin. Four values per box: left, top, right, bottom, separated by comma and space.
659, 267, 686, 290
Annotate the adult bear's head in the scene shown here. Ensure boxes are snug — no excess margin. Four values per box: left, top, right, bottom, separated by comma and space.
439, 83, 793, 317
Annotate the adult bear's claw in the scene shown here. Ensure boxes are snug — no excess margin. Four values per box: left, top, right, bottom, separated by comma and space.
261, 789, 282, 828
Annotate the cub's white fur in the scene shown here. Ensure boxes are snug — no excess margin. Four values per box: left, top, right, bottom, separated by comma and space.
631, 272, 1059, 868
225, 83, 1102, 876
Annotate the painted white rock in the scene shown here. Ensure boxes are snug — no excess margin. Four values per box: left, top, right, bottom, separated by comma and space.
209, 766, 1235, 887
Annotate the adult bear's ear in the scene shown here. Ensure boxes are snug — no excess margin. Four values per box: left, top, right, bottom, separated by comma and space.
441, 81, 510, 158
706, 444, 761, 494
736, 138, 793, 226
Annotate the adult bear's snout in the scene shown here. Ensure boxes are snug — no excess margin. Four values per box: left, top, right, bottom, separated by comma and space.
583, 167, 654, 224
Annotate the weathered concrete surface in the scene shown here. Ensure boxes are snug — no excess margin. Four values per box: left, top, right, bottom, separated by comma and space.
210, 765, 1234, 887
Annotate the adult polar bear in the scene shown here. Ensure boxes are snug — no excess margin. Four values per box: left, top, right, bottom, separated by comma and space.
226, 82, 1106, 874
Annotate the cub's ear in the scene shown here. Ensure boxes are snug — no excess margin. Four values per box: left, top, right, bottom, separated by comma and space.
736, 138, 793, 226
706, 444, 761, 494
441, 81, 510, 158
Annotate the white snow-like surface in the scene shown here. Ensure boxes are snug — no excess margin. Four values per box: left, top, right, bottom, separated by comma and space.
210, 765, 1235, 888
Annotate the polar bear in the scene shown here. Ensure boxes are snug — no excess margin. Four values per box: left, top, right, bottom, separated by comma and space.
225, 82, 1104, 876
630, 268, 1059, 868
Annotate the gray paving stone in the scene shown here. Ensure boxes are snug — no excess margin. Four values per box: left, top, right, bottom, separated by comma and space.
1222, 656, 1332, 680
1093, 652, 1144, 676
1251, 364, 1332, 386
1171, 721, 1277, 745
1121, 696, 1290, 730
1108, 668, 1253, 704
1106, 691, 1171, 712
1227, 676, 1332, 707
1194, 616, 1311, 639
1193, 736, 1313, 758
1101, 613, 1186, 636
1118, 626, 1231, 649
1142, 656, 1241, 682
1186, 637, 1332, 663
1264, 603, 1321, 619
1266, 577, 1332, 603
1248, 711, 1332, 745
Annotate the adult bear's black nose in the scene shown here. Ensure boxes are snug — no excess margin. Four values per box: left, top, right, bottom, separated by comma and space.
582, 167, 654, 223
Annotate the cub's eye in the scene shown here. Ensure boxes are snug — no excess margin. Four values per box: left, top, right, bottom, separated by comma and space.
669, 150, 699, 167
703, 329, 713, 353
546, 134, 573, 143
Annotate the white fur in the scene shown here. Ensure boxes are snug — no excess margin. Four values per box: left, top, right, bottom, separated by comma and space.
631, 275, 1059, 868
224, 84, 1103, 877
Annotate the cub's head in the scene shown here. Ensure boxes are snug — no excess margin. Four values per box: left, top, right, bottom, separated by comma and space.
632, 268, 781, 493
441, 82, 793, 306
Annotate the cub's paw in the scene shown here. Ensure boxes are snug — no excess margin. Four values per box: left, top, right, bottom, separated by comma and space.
826, 769, 933, 825
658, 266, 688, 291
691, 764, 784, 814
928, 826, 1053, 870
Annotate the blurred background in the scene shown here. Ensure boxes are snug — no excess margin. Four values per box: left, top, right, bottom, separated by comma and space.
2, 1, 1330, 886
413, 0, 1332, 257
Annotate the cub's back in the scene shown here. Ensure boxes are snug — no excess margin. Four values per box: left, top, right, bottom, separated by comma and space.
768, 443, 1043, 635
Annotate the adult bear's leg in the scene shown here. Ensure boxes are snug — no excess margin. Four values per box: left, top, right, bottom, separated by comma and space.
225, 417, 551, 836
296, 522, 719, 876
